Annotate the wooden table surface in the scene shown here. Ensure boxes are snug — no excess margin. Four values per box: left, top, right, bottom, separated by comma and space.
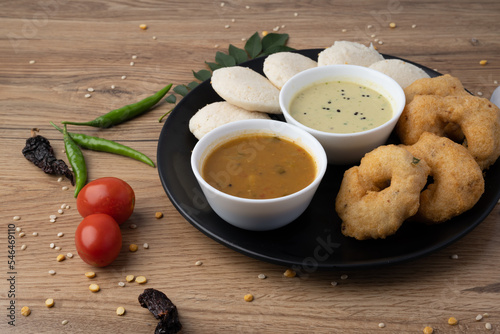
1, 1, 499, 333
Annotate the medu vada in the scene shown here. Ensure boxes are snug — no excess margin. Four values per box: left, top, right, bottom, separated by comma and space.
404, 132, 485, 223
397, 94, 500, 170
335, 145, 430, 240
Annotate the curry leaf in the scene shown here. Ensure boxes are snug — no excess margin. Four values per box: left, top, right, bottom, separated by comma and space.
215, 51, 236, 67
261, 45, 295, 56
245, 32, 262, 59
205, 61, 222, 72
165, 94, 176, 104
229, 44, 248, 64
187, 81, 199, 90
193, 69, 212, 81
173, 85, 189, 97
262, 33, 290, 52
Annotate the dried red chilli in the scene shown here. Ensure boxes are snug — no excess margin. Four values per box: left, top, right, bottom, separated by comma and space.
22, 128, 74, 185
138, 288, 182, 334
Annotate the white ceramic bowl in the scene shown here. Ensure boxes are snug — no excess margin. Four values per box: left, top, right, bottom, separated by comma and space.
191, 119, 327, 231
279, 64, 406, 165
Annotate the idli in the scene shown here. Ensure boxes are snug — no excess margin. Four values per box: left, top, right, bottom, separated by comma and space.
369, 59, 430, 89
189, 101, 270, 139
211, 66, 281, 114
263, 52, 317, 89
318, 41, 384, 67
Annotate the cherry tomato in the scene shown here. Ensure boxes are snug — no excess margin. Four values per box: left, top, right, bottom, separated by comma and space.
77, 177, 135, 225
75, 214, 122, 267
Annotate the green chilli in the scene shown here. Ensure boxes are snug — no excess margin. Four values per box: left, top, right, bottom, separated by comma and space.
63, 125, 87, 197
62, 84, 172, 128
51, 122, 155, 167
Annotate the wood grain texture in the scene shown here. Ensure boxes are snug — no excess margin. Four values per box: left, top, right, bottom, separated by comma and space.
1, 0, 500, 333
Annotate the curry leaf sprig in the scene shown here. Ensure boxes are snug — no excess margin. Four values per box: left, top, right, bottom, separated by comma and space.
158, 32, 294, 122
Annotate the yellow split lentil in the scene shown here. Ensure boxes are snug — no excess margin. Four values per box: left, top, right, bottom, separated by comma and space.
85, 272, 96, 278
129, 244, 138, 252
21, 306, 31, 316
283, 269, 296, 278
139, 24, 147, 30
155, 212, 163, 219
116, 306, 126, 316
480, 60, 488, 66
56, 254, 66, 262
135, 276, 147, 284
45, 298, 55, 308
125, 275, 135, 282
423, 326, 433, 334
448, 317, 458, 325
89, 283, 100, 292
244, 294, 254, 302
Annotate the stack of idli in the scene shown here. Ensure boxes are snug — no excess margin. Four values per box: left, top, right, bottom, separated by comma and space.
189, 40, 431, 139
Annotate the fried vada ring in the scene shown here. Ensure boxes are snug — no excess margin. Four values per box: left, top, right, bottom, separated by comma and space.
335, 145, 430, 240
397, 94, 500, 170
404, 74, 468, 104
404, 132, 485, 223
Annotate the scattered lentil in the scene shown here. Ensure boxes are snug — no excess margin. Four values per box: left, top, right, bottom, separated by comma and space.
121, 75, 127, 80
448, 317, 458, 325
273, 26, 280, 31
19, 232, 25, 238
50, 219, 56, 223
244, 294, 254, 302
450, 254, 459, 259
389, 22, 397, 28
224, 24, 230, 29
21, 306, 31, 316
62, 186, 69, 191
50, 243, 55, 249
126, 275, 135, 282
283, 269, 296, 278
483, 313, 490, 318
331, 281, 338, 286
58, 209, 64, 214
87, 88, 94, 92
341, 28, 347, 33
129, 244, 139, 252
135, 276, 147, 284
66, 253, 73, 258
21, 244, 27, 250
48, 270, 56, 275
56, 254, 66, 262
57, 177, 63, 182
116, 306, 126, 316
45, 298, 55, 308
246, 5, 250, 9
32, 232, 38, 236
340, 274, 348, 280
152, 36, 157, 40
195, 261, 203, 266
130, 62, 135, 66
480, 60, 488, 66
412, 24, 417, 28
476, 314, 483, 321
89, 283, 100, 292
111, 85, 116, 89
139, 24, 147, 30
143, 243, 149, 249
13, 216, 21, 221
118, 281, 125, 287
84, 94, 91, 98
50, 214, 57, 219
29, 60, 36, 64
155, 212, 163, 219
423, 326, 433, 334
258, 274, 267, 279
62, 320, 69, 325
367, 24, 373, 29
54, 246, 61, 251
294, 12, 298, 16
16, 227, 22, 232
57, 232, 64, 237
485, 323, 492, 330
477, 91, 483, 96
85, 272, 96, 278
132, 55, 137, 59
378, 323, 386, 328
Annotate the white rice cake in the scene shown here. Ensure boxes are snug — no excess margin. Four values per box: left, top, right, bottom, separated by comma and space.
189, 101, 270, 139
318, 41, 384, 67
211, 66, 281, 114
263, 52, 318, 89
369, 59, 431, 89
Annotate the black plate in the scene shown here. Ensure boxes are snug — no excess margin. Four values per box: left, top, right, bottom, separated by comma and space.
157, 49, 500, 270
